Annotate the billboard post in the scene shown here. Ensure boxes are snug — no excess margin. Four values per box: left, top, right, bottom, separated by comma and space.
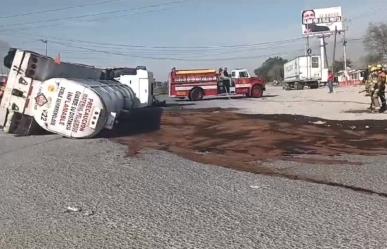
302, 6, 343, 71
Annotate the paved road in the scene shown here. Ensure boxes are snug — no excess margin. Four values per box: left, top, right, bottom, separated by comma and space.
0, 132, 386, 248
161, 85, 387, 120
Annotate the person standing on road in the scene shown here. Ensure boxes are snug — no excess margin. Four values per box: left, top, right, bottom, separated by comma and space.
327, 70, 334, 93
223, 67, 229, 77
218, 68, 226, 93
222, 67, 231, 93
378, 71, 386, 113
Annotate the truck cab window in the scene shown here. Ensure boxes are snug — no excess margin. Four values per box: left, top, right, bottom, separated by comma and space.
312, 57, 319, 68
239, 71, 249, 78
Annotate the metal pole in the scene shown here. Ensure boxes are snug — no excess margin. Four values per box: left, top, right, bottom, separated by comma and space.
323, 35, 329, 69
306, 36, 310, 79
320, 35, 329, 69
40, 39, 48, 56
343, 31, 347, 71
320, 36, 326, 69
332, 26, 338, 73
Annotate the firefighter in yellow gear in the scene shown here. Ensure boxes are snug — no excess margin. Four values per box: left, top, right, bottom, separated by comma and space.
365, 65, 383, 96
377, 71, 386, 113
368, 66, 380, 111
365, 65, 373, 95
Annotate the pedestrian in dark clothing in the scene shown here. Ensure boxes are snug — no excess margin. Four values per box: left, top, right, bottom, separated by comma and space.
222, 67, 231, 93
328, 71, 334, 93
223, 67, 229, 77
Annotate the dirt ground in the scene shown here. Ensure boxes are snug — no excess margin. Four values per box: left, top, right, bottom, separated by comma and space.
116, 109, 387, 179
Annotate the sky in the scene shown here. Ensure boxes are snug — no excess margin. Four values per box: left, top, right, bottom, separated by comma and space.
0, 0, 386, 80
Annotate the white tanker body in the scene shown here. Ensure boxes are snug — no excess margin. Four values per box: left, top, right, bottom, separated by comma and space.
0, 49, 153, 138
34, 78, 140, 138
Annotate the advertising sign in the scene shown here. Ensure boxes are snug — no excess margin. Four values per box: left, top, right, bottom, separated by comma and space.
302, 6, 343, 36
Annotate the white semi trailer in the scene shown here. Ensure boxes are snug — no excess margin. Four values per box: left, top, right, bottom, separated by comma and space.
0, 49, 154, 138
283, 55, 328, 90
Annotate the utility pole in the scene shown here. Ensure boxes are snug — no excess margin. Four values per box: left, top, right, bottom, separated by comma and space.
320, 35, 329, 69
40, 39, 48, 56
332, 26, 338, 74
343, 21, 348, 72
305, 36, 310, 79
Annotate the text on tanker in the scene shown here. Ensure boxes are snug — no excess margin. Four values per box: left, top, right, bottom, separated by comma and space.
175, 76, 217, 83
50, 87, 65, 126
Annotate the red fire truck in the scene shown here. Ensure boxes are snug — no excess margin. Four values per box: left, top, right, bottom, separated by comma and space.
169, 68, 266, 101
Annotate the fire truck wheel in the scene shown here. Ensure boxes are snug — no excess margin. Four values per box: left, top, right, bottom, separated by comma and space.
189, 88, 204, 101
251, 85, 263, 98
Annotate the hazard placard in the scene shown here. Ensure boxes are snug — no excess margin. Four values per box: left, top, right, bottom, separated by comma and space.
35, 93, 48, 107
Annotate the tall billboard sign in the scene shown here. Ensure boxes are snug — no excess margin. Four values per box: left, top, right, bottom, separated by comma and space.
302, 7, 343, 36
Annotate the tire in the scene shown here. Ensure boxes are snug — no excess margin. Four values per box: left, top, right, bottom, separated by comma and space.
189, 88, 204, 101
283, 83, 291, 90
251, 85, 263, 98
295, 82, 304, 90
310, 82, 319, 89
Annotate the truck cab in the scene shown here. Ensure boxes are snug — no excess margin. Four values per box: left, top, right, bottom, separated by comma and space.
102, 67, 154, 108
231, 68, 266, 97
231, 69, 251, 79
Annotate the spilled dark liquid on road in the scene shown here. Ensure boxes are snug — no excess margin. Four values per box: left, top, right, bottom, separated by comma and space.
115, 108, 387, 164
114, 108, 387, 196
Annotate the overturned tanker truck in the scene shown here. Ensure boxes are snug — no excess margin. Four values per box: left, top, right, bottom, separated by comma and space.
0, 49, 155, 138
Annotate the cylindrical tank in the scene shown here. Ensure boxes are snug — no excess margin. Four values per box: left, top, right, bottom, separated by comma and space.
33, 78, 139, 138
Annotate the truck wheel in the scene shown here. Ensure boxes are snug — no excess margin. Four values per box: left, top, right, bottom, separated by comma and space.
189, 88, 204, 101
283, 83, 291, 90
251, 85, 263, 98
295, 82, 304, 90
310, 82, 319, 89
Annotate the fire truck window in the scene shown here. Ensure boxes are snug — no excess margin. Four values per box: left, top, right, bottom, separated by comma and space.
312, 57, 319, 68
239, 71, 248, 78
232, 72, 236, 77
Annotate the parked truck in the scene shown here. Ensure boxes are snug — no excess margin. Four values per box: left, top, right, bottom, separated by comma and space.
0, 49, 154, 138
169, 68, 265, 101
283, 55, 328, 90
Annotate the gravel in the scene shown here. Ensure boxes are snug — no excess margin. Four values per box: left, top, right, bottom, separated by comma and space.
0, 132, 386, 248
177, 85, 387, 120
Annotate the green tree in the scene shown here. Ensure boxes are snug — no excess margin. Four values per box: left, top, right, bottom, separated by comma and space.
254, 57, 288, 82
364, 23, 387, 60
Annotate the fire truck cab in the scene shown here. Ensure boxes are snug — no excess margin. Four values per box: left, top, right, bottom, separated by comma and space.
169, 68, 265, 101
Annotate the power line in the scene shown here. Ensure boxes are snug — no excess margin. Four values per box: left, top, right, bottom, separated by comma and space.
40, 36, 306, 60
6, 32, 311, 61
49, 40, 306, 61
3, 28, 306, 54
17, 30, 304, 50
0, 0, 123, 19
0, 5, 181, 34
0, 0, 188, 31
